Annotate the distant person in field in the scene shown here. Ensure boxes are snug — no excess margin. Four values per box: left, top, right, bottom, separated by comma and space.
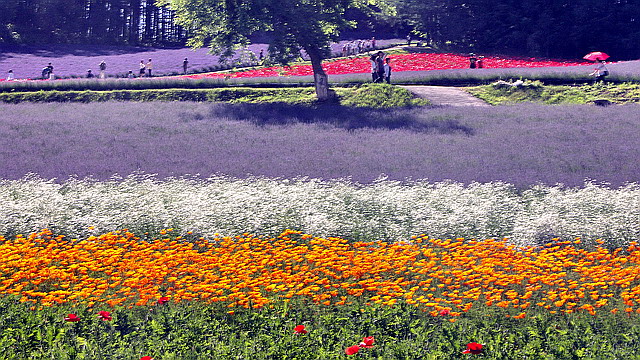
47, 63, 54, 79
139, 60, 146, 77
42, 62, 54, 79
371, 37, 376, 49
469, 54, 477, 69
590, 60, 609, 83
406, 34, 412, 46
86, 69, 95, 78
476, 56, 484, 69
370, 54, 379, 82
376, 51, 386, 82
384, 58, 392, 84
258, 49, 264, 63
99, 60, 107, 79
6, 69, 14, 81
183, 58, 189, 74
127, 70, 135, 78
146, 59, 153, 77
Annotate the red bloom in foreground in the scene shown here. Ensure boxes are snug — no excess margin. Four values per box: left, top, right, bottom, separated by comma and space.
293, 325, 308, 334
97, 311, 112, 321
140, 357, 155, 360
64, 313, 81, 322
463, 342, 483, 354
157, 296, 170, 305
345, 345, 361, 355
359, 336, 375, 348
439, 309, 451, 316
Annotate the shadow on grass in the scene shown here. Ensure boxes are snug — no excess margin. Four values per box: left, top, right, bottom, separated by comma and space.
206, 102, 475, 135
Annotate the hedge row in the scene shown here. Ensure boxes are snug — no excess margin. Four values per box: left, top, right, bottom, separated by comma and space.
0, 88, 318, 104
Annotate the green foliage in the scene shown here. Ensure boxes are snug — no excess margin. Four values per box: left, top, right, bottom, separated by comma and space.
0, 85, 427, 108
337, 83, 429, 108
468, 81, 640, 105
3, 296, 640, 359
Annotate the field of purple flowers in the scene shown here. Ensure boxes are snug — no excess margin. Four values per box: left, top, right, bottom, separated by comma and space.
1, 101, 639, 188
0, 40, 401, 80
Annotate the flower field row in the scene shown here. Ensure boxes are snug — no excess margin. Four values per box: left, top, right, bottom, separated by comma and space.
2, 176, 639, 248
3, 228, 640, 319
182, 53, 588, 79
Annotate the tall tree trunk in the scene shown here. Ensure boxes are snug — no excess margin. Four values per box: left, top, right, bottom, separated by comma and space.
304, 46, 333, 101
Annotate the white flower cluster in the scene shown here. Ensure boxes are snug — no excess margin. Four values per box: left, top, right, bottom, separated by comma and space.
0, 174, 638, 248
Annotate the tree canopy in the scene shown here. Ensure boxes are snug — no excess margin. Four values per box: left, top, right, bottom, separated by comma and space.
156, 0, 395, 99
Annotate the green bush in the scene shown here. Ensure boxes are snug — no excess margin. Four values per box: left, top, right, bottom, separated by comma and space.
0, 85, 428, 108
337, 83, 429, 108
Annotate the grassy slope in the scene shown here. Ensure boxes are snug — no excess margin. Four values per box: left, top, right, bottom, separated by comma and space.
468, 82, 640, 105
0, 84, 429, 108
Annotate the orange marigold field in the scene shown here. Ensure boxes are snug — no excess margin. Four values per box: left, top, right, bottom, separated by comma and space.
2, 229, 640, 317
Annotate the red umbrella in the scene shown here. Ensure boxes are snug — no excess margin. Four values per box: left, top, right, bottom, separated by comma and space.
583, 52, 610, 61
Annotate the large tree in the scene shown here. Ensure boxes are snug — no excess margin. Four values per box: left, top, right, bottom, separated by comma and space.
157, 0, 394, 100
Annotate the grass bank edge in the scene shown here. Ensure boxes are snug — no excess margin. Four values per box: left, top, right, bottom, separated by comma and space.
0, 84, 429, 108
467, 81, 640, 105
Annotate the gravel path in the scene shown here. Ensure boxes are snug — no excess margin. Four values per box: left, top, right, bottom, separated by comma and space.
400, 85, 490, 107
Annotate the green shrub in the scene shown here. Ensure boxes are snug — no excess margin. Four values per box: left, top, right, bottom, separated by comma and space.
337, 83, 429, 108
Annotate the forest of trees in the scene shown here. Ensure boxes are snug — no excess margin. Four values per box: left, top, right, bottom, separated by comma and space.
0, 0, 639, 59
0, 0, 186, 46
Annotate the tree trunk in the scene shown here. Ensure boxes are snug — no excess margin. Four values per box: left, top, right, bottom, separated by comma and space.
305, 47, 333, 101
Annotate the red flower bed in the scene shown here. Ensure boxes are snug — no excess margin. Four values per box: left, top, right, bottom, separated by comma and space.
182, 53, 588, 79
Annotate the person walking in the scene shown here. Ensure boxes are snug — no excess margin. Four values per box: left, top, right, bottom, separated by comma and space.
146, 59, 153, 77
6, 69, 14, 81
98, 60, 107, 79
383, 58, 392, 84
139, 60, 146, 77
183, 58, 189, 74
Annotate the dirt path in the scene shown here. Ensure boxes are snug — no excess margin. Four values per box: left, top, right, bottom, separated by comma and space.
400, 85, 490, 107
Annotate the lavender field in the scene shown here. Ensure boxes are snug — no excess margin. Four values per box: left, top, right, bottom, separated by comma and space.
0, 40, 401, 79
1, 101, 639, 188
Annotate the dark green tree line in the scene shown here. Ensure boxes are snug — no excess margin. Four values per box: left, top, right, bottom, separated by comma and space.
0, 0, 187, 46
398, 0, 640, 59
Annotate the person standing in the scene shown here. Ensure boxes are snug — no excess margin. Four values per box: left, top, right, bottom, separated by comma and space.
476, 56, 484, 69
376, 51, 385, 83
383, 58, 392, 84
370, 54, 379, 82
99, 60, 107, 79
139, 60, 146, 77
47, 63, 54, 79
469, 54, 477, 69
406, 34, 412, 46
146, 59, 153, 77
371, 37, 376, 50
183, 57, 189, 74
6, 69, 14, 81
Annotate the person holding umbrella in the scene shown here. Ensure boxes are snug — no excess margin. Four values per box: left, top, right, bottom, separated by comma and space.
584, 52, 610, 83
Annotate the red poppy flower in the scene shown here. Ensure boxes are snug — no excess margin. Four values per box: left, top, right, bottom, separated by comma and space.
345, 345, 360, 355
359, 336, 375, 348
463, 342, 483, 354
157, 296, 170, 305
97, 310, 112, 321
140, 357, 155, 360
64, 313, 81, 322
293, 325, 308, 334
439, 309, 451, 316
